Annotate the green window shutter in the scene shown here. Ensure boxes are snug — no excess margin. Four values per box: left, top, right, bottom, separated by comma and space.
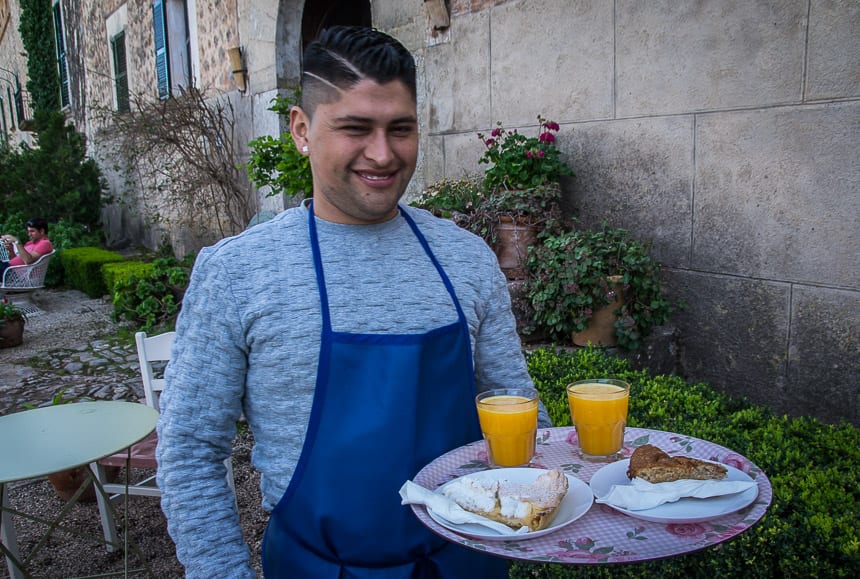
53, 2, 70, 108
111, 31, 130, 113
153, 0, 170, 99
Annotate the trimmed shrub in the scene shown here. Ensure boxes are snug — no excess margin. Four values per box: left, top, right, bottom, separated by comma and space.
101, 261, 155, 296
112, 255, 193, 332
61, 247, 125, 297
509, 348, 860, 578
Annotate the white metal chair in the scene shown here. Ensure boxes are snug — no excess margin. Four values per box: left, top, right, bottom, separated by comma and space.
0, 251, 55, 315
0, 250, 55, 292
91, 330, 237, 551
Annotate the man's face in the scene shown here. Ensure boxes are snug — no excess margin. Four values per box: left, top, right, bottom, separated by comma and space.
290, 79, 418, 224
26, 227, 44, 241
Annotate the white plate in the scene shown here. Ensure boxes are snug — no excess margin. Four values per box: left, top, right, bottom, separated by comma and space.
427, 468, 593, 541
589, 458, 759, 524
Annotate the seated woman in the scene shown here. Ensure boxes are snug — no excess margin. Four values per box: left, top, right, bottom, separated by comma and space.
1, 217, 54, 277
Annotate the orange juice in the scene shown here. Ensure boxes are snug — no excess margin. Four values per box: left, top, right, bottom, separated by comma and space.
476, 392, 538, 467
567, 381, 629, 457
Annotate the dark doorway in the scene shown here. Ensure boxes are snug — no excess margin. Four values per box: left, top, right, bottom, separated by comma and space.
302, 0, 372, 49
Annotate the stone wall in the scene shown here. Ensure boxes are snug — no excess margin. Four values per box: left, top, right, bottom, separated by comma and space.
403, 0, 859, 425
0, 0, 32, 145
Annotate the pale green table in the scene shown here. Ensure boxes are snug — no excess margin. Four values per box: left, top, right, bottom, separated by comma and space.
0, 401, 158, 578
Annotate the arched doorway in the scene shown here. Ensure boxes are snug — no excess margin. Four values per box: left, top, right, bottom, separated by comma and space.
301, 0, 371, 49
275, 0, 372, 91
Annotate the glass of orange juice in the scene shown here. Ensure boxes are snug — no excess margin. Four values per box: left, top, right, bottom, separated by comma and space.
475, 388, 539, 468
567, 379, 630, 462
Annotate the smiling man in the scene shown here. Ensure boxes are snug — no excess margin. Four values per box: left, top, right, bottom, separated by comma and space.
157, 26, 548, 578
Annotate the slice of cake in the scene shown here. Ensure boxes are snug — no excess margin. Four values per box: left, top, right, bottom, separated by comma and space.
627, 444, 727, 483
441, 469, 569, 531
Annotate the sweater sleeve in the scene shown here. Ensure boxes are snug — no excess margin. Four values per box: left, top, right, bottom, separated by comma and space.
471, 246, 553, 428
156, 248, 256, 578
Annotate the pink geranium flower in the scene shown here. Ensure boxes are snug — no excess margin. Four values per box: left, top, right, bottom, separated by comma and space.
476, 114, 572, 191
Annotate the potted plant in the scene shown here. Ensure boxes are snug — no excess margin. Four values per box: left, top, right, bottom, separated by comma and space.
476, 116, 573, 278
410, 177, 483, 222
520, 223, 673, 350
0, 298, 27, 348
246, 90, 313, 204
477, 115, 572, 221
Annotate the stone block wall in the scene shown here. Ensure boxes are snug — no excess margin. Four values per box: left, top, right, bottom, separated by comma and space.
416, 0, 859, 425
0, 0, 32, 145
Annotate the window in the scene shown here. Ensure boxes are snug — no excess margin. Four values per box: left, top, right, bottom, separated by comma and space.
152, 0, 191, 99
52, 0, 71, 109
107, 5, 131, 112
111, 31, 130, 113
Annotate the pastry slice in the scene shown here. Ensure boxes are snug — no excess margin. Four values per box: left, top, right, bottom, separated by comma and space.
441, 468, 569, 531
627, 444, 727, 483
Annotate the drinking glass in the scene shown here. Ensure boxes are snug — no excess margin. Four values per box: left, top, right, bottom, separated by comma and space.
567, 379, 630, 462
475, 388, 539, 468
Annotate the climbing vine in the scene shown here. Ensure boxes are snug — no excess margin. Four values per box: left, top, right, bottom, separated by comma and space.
18, 0, 60, 113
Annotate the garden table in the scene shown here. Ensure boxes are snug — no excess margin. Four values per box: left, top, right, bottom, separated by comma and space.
410, 426, 772, 565
0, 400, 158, 578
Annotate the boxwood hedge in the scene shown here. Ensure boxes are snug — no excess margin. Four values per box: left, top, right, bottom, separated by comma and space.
60, 247, 125, 298
507, 347, 859, 578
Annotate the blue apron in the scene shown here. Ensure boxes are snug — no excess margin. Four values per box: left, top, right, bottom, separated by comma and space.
261, 205, 507, 578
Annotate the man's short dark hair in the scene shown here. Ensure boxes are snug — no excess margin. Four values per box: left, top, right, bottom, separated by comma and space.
300, 26, 416, 116
26, 217, 48, 234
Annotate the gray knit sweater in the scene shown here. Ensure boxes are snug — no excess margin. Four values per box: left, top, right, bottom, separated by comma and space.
156, 203, 547, 577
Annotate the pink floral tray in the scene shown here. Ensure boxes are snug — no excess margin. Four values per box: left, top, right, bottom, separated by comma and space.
410, 427, 772, 564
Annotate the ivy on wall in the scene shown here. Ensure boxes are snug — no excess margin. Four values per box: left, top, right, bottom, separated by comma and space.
18, 0, 60, 112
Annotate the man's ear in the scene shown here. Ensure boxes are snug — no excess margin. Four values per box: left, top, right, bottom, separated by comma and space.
290, 106, 310, 155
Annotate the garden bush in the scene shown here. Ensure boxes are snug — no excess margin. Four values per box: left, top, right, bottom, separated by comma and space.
101, 261, 155, 296
60, 247, 125, 298
112, 255, 193, 331
508, 348, 860, 577
0, 110, 106, 229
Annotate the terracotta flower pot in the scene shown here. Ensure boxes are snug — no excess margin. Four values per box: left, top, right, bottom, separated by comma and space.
494, 217, 537, 280
47, 465, 121, 503
0, 317, 25, 348
48, 467, 99, 503
572, 276, 625, 347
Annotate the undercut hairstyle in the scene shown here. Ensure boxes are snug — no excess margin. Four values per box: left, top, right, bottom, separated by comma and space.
300, 26, 416, 117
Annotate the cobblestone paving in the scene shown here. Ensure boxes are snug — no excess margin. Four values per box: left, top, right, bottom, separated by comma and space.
1, 339, 144, 415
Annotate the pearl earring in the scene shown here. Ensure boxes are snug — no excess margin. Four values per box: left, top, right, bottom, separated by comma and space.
302, 145, 309, 153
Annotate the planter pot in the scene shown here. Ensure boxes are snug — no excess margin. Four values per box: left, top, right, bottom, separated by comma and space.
495, 218, 537, 280
0, 318, 25, 348
48, 467, 98, 502
48, 465, 121, 503
572, 276, 624, 347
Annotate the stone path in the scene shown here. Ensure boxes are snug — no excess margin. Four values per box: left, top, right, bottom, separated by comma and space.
1, 338, 143, 415
1, 288, 143, 413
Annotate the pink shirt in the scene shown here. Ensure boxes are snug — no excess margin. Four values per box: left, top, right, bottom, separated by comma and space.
8, 238, 53, 266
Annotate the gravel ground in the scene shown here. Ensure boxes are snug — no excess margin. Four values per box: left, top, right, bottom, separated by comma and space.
1, 289, 266, 578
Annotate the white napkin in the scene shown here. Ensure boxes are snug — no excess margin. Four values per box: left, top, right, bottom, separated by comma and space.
399, 480, 529, 535
597, 478, 758, 510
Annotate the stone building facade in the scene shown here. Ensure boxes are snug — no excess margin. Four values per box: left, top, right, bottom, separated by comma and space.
1, 0, 858, 426
0, 0, 33, 146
